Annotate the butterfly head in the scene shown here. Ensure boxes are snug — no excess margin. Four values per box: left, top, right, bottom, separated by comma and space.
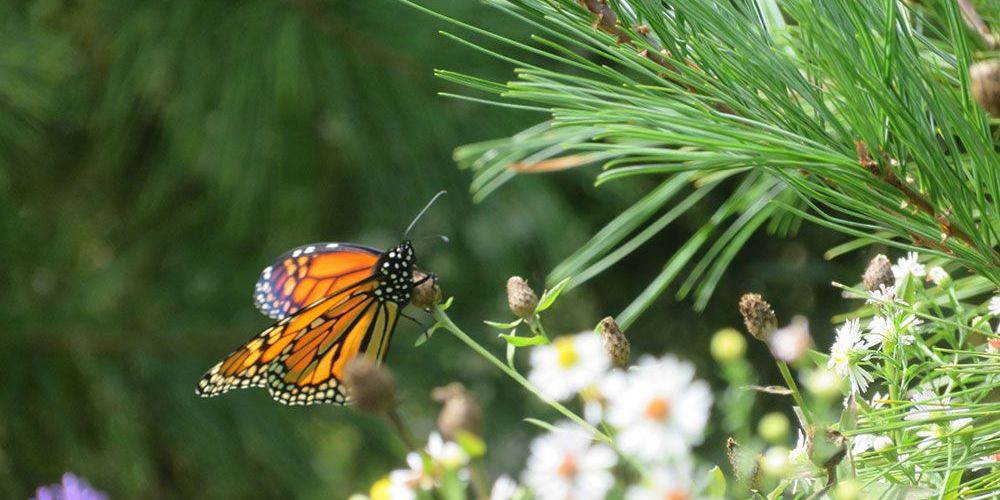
373, 241, 416, 304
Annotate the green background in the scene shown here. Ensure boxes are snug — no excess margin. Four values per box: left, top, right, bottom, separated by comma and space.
1, 1, 861, 497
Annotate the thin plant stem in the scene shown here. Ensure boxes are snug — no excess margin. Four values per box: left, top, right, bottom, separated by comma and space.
775, 359, 813, 427
387, 406, 419, 451
432, 305, 611, 443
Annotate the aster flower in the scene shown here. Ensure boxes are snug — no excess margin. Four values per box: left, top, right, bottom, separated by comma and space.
787, 430, 821, 493
769, 316, 811, 363
988, 338, 1000, 353
425, 432, 469, 470
928, 266, 950, 286
864, 314, 919, 348
605, 355, 712, 461
528, 332, 610, 401
972, 452, 1000, 471
868, 391, 889, 409
388, 452, 431, 495
579, 369, 627, 424
34, 474, 107, 500
522, 422, 617, 500
915, 419, 973, 450
490, 475, 519, 500
851, 434, 892, 454
891, 251, 925, 285
989, 296, 1000, 317
625, 463, 694, 500
866, 284, 899, 305
827, 319, 873, 394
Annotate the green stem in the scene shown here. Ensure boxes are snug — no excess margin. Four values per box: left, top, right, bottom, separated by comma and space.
775, 360, 813, 427
432, 306, 611, 443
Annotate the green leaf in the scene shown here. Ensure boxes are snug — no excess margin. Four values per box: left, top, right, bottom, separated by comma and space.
706, 466, 726, 498
455, 431, 486, 458
499, 333, 549, 347
484, 318, 523, 330
523, 418, 557, 432
535, 277, 571, 313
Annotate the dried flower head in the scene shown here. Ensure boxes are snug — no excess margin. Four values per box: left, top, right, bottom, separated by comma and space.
343, 358, 396, 414
739, 293, 778, 342
410, 271, 441, 309
862, 254, 893, 292
971, 60, 1000, 117
599, 316, 630, 368
432, 382, 484, 440
507, 276, 539, 319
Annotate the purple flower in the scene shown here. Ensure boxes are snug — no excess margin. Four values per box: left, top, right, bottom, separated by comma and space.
33, 473, 108, 500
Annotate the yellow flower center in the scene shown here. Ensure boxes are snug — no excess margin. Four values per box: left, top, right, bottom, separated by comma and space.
555, 337, 579, 368
645, 397, 671, 421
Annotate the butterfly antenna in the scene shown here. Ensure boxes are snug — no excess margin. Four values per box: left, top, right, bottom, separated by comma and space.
403, 190, 448, 239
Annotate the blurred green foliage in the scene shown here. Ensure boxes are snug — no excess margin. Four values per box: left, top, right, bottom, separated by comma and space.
1, 0, 864, 497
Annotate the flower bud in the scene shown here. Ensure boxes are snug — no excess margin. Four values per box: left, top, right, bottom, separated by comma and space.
432, 382, 484, 440
928, 266, 951, 287
738, 293, 778, 342
599, 316, 630, 368
834, 479, 862, 500
802, 367, 841, 398
758, 412, 791, 444
761, 446, 791, 478
506, 276, 538, 319
343, 358, 396, 414
410, 271, 441, 309
971, 60, 1000, 117
862, 254, 893, 292
710, 327, 746, 362
768, 315, 812, 363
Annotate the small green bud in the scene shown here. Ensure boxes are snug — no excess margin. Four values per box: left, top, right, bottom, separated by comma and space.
834, 479, 862, 500
761, 446, 791, 478
802, 367, 841, 398
758, 412, 791, 444
710, 327, 746, 362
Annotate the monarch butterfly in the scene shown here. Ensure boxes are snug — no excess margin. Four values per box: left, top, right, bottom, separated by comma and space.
196, 194, 443, 406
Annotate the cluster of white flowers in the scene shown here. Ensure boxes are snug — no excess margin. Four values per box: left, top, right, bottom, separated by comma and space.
383, 433, 470, 499
518, 331, 712, 500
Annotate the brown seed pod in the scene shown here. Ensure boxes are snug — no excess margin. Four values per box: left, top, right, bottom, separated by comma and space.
971, 60, 1000, 117
862, 254, 893, 292
410, 270, 441, 310
599, 316, 630, 368
738, 293, 778, 342
343, 358, 396, 414
506, 276, 539, 319
432, 382, 484, 440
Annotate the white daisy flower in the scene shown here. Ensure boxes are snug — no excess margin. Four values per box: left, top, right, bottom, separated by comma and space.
972, 452, 1000, 471
989, 296, 1000, 316
580, 370, 627, 424
864, 314, 919, 348
787, 430, 820, 493
528, 332, 610, 401
866, 284, 898, 305
522, 422, 617, 500
869, 391, 889, 409
988, 338, 1000, 353
891, 252, 925, 285
426, 432, 469, 470
851, 434, 893, 454
490, 475, 518, 500
605, 355, 712, 461
625, 463, 694, 500
915, 418, 973, 449
388, 452, 429, 496
928, 266, 949, 286
827, 319, 872, 394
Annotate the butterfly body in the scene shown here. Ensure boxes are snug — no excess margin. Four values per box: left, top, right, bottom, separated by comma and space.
197, 240, 419, 406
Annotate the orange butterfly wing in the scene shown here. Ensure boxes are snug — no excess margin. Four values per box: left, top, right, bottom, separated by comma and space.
254, 243, 382, 320
197, 281, 400, 405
